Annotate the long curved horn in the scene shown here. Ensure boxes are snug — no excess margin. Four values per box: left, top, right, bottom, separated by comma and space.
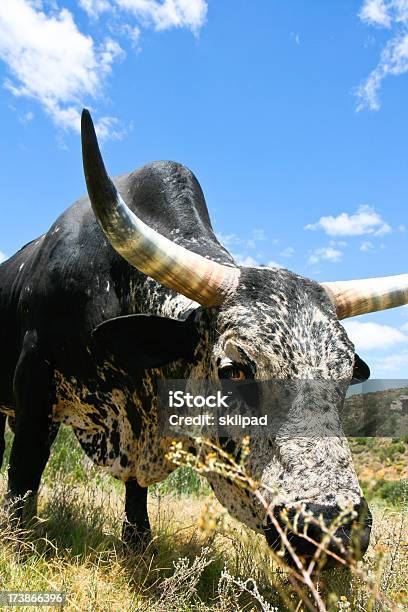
322, 275, 408, 319
81, 110, 239, 307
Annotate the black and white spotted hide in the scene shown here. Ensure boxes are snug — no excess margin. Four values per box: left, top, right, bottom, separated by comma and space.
0, 160, 371, 561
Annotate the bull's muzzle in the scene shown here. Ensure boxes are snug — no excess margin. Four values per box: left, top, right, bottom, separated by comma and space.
264, 498, 372, 567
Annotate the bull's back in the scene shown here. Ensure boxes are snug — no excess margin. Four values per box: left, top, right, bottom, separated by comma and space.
0, 161, 232, 405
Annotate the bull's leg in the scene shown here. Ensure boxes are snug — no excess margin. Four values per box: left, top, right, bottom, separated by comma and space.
122, 479, 151, 548
4, 331, 56, 525
0, 412, 6, 469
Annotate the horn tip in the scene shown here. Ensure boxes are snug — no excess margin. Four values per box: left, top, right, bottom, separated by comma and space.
81, 108, 92, 124
81, 108, 96, 147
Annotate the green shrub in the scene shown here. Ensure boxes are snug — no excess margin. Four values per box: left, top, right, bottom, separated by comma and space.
379, 480, 408, 505
151, 467, 210, 497
354, 437, 368, 445
363, 479, 408, 506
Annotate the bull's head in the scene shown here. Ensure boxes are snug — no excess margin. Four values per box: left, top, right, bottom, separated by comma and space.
81, 110, 408, 564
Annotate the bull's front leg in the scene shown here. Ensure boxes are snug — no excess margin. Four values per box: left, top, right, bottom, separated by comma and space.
122, 479, 151, 549
4, 330, 58, 525
0, 412, 6, 469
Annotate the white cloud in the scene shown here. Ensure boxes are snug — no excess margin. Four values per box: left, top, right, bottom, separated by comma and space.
234, 254, 259, 266
79, 0, 111, 18
401, 321, 408, 331
290, 32, 301, 46
280, 246, 295, 258
217, 233, 239, 247
0, 251, 7, 263
0, 0, 124, 137
342, 320, 408, 350
359, 0, 391, 27
305, 205, 391, 237
92, 114, 127, 140
19, 110, 34, 124
360, 240, 374, 251
0, 1, 208, 137
115, 0, 207, 33
217, 230, 268, 267
267, 260, 283, 269
357, 32, 408, 110
308, 246, 343, 265
251, 229, 266, 242
81, 0, 208, 33
121, 24, 141, 49
357, 1, 408, 110
217, 229, 266, 249
371, 350, 408, 373
232, 255, 284, 268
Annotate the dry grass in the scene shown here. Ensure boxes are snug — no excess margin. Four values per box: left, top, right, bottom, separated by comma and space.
0, 470, 406, 611
0, 427, 406, 610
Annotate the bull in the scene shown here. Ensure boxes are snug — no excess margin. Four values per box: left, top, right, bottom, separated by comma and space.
0, 109, 407, 563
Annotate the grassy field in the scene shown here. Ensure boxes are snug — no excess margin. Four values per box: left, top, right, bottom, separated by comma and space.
0, 426, 406, 611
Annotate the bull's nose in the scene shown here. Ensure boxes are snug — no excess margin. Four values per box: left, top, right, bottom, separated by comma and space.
264, 499, 372, 566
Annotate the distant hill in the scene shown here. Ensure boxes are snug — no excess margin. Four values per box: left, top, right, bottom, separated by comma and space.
344, 387, 408, 504
343, 386, 408, 438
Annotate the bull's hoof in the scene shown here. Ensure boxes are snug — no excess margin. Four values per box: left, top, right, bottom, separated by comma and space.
0, 500, 23, 534
1, 492, 38, 530
121, 521, 154, 554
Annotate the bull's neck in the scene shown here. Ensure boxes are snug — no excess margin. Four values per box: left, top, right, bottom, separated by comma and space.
133, 275, 200, 320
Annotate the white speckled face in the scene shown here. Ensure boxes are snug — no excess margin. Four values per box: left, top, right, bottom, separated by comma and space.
199, 267, 363, 532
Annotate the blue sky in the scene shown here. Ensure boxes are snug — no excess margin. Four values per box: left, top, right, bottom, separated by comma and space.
0, 0, 407, 378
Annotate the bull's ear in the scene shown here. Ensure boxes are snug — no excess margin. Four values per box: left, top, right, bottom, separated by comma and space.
92, 311, 199, 368
351, 354, 370, 385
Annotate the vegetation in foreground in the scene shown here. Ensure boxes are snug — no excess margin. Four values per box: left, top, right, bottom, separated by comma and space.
0, 426, 406, 611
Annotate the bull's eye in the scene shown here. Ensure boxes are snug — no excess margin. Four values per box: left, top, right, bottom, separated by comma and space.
218, 364, 247, 380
